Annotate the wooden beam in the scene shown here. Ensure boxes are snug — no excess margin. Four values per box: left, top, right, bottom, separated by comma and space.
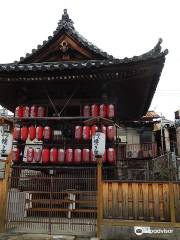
102, 219, 177, 228
97, 157, 103, 238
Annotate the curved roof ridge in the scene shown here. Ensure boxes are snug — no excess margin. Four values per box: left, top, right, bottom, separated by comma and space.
18, 9, 113, 63
139, 38, 168, 58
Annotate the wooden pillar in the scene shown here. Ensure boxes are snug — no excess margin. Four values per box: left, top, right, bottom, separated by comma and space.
0, 118, 13, 233
97, 157, 103, 238
169, 182, 176, 224
0, 153, 11, 232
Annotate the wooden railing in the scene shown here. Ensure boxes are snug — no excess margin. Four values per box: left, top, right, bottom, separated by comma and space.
117, 143, 157, 160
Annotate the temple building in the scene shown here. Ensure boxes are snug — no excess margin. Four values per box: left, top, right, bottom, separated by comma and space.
1, 9, 179, 240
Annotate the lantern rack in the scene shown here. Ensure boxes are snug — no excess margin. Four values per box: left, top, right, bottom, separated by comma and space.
12, 105, 117, 166
12, 161, 116, 170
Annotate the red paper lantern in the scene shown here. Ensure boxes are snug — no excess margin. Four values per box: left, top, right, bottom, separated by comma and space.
34, 148, 42, 163
82, 148, 90, 163
13, 127, 21, 141
74, 149, 81, 164
83, 105, 90, 117
91, 104, 99, 117
101, 125, 106, 136
21, 126, 29, 142
50, 148, 58, 164
30, 105, 38, 118
65, 148, 73, 164
37, 106, 45, 117
43, 126, 52, 141
26, 147, 34, 163
107, 126, 116, 141
91, 125, 98, 138
29, 126, 36, 141
36, 126, 44, 141
107, 148, 116, 164
99, 104, 107, 118
107, 104, 115, 118
42, 148, 50, 164
82, 126, 90, 141
15, 106, 23, 118
23, 106, 29, 118
57, 149, 65, 163
12, 148, 20, 162
75, 126, 82, 141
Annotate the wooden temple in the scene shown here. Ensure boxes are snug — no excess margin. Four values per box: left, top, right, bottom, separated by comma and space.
1, 9, 179, 240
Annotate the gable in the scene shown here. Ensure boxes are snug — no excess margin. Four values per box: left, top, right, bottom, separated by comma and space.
19, 9, 112, 64
21, 33, 97, 63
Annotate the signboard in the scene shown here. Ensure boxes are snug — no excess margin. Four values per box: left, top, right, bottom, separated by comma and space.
92, 132, 105, 157
0, 126, 13, 157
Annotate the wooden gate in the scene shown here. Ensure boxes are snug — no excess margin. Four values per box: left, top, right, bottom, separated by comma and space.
5, 166, 97, 235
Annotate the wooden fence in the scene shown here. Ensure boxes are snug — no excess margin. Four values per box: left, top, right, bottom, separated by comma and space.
100, 181, 180, 228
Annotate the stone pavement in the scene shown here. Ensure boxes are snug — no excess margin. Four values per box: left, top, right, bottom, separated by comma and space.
0, 233, 77, 240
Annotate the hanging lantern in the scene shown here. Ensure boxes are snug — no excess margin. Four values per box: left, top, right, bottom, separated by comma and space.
43, 126, 52, 141
30, 105, 38, 118
53, 130, 62, 142
82, 148, 90, 163
34, 148, 42, 163
36, 126, 44, 141
21, 126, 29, 142
75, 126, 82, 141
74, 149, 81, 164
101, 125, 106, 136
13, 126, 21, 141
26, 147, 34, 163
50, 148, 58, 164
107, 104, 115, 118
107, 125, 116, 141
12, 147, 20, 162
23, 106, 29, 118
91, 104, 99, 117
29, 125, 36, 141
83, 105, 90, 117
99, 104, 107, 118
15, 106, 23, 118
82, 126, 90, 141
65, 148, 73, 164
57, 149, 65, 163
107, 148, 116, 164
37, 106, 45, 117
42, 148, 50, 164
91, 125, 98, 138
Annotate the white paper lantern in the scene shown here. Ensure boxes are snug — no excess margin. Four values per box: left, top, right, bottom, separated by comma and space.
92, 132, 105, 157
0, 128, 13, 156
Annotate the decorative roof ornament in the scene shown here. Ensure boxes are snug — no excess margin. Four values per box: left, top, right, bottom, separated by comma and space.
57, 9, 74, 30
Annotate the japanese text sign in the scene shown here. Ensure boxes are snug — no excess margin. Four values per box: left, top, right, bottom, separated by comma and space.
92, 132, 105, 157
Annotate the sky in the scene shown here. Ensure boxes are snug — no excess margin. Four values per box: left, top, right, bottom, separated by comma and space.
0, 0, 179, 120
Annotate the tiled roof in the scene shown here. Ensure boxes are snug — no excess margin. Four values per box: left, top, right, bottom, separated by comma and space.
0, 43, 168, 72
16, 9, 168, 64
18, 9, 113, 63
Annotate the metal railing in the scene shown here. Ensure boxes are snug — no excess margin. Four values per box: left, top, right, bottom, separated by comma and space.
117, 143, 157, 160
6, 166, 97, 235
